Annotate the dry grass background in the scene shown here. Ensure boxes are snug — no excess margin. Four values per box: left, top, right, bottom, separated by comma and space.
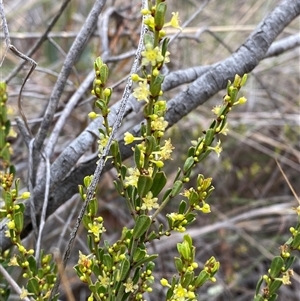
1, 0, 299, 300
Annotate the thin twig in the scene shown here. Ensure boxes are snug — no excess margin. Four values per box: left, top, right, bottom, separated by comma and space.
35, 153, 51, 263
28, 139, 38, 239
4, 0, 72, 83
276, 160, 300, 205
0, 264, 33, 301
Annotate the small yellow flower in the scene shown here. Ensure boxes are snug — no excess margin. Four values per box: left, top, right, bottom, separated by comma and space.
124, 132, 135, 145
164, 12, 182, 30
170, 12, 182, 30
124, 168, 140, 188
218, 122, 229, 136
237, 96, 247, 104
141, 44, 164, 67
20, 287, 33, 300
21, 192, 30, 200
173, 283, 187, 299
207, 140, 222, 157
292, 206, 300, 215
99, 271, 110, 287
151, 117, 168, 132
168, 212, 185, 222
88, 294, 94, 301
201, 203, 211, 213
7, 220, 16, 230
132, 80, 150, 102
131, 73, 140, 81
211, 105, 222, 115
160, 278, 170, 287
8, 255, 19, 266
144, 16, 155, 31
279, 269, 294, 285
160, 139, 174, 160
88, 112, 98, 119
88, 221, 105, 242
123, 278, 138, 293
141, 192, 159, 211
164, 51, 171, 64
8, 127, 18, 138
78, 251, 93, 270
98, 133, 109, 155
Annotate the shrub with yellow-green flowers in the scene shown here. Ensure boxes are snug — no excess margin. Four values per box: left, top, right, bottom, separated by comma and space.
78, 2, 249, 301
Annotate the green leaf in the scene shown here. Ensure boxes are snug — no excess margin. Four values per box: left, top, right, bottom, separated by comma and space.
268, 293, 278, 301
174, 257, 183, 273
119, 257, 130, 281
110, 140, 120, 157
182, 270, 194, 287
143, 33, 153, 46
291, 232, 300, 249
133, 247, 146, 263
121, 165, 127, 179
151, 171, 167, 197
133, 254, 158, 268
171, 180, 183, 197
177, 240, 190, 260
137, 175, 153, 198
88, 198, 98, 216
204, 129, 215, 146
255, 276, 264, 296
27, 255, 37, 273
161, 37, 170, 57
89, 284, 97, 293
285, 256, 296, 270
134, 144, 142, 169
194, 270, 210, 287
94, 57, 103, 71
99, 63, 109, 85
83, 215, 92, 230
145, 136, 156, 156
183, 234, 193, 248
27, 277, 39, 295
103, 254, 113, 270
178, 200, 187, 214
150, 74, 164, 97
269, 279, 282, 295
4, 191, 13, 207
14, 211, 23, 233
183, 156, 194, 174
269, 256, 284, 278
154, 2, 166, 30
132, 215, 151, 239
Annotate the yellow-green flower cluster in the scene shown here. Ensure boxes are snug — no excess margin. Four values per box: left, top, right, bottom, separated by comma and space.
161, 236, 219, 301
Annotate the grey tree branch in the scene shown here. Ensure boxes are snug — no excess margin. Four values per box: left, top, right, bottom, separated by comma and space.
0, 0, 299, 253
33, 0, 107, 176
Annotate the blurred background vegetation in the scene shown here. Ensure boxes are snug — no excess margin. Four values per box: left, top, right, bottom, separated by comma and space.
1, 0, 299, 300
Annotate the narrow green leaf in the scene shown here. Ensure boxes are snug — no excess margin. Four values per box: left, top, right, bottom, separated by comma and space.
132, 215, 151, 239
151, 171, 167, 197
137, 175, 153, 198
119, 257, 130, 281
14, 211, 23, 233
27, 277, 39, 295
269, 257, 284, 278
